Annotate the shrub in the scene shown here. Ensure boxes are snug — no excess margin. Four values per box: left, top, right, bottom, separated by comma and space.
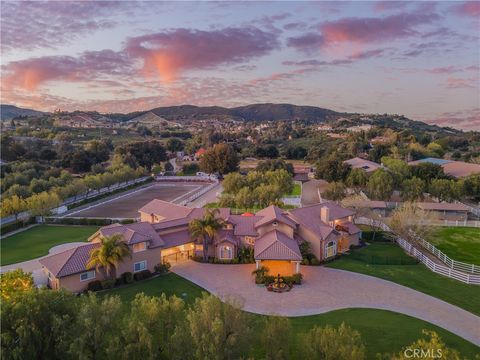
252, 266, 269, 284
133, 269, 152, 281
192, 255, 203, 262
101, 279, 115, 289
121, 272, 133, 284
301, 258, 310, 265
310, 258, 320, 266
87, 280, 103, 292
264, 275, 275, 285
292, 273, 303, 285
154, 262, 171, 274
115, 277, 124, 286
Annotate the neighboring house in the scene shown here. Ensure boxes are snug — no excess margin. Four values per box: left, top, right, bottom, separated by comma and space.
344, 157, 381, 173
345, 199, 388, 217
408, 158, 480, 178
416, 202, 470, 221
40, 200, 360, 292
194, 148, 206, 160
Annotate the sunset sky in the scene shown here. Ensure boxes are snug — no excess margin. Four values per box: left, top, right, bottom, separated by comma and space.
1, 1, 479, 130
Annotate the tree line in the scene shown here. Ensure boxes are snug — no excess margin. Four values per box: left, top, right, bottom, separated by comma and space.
317, 156, 480, 202
0, 282, 461, 360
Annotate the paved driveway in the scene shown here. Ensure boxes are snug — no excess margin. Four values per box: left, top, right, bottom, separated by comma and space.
172, 262, 480, 346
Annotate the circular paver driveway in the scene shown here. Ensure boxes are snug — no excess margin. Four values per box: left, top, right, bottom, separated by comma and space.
172, 262, 480, 346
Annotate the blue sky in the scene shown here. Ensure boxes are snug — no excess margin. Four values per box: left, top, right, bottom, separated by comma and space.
1, 1, 479, 130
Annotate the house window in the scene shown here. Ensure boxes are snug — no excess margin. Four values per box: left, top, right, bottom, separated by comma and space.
325, 241, 337, 258
80, 270, 95, 282
133, 242, 147, 253
219, 245, 233, 259
134, 260, 147, 272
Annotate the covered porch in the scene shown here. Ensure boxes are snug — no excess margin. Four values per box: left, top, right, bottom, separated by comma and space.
254, 230, 303, 276
161, 243, 195, 263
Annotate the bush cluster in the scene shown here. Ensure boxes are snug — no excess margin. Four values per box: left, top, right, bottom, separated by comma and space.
0, 217, 35, 235
85, 262, 171, 292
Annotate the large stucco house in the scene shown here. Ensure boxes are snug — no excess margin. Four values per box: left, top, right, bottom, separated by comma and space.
40, 200, 361, 292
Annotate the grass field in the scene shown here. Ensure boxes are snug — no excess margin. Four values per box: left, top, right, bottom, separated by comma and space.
288, 183, 302, 196
103, 272, 479, 358
326, 242, 480, 315
0, 225, 98, 265
101, 273, 204, 305
427, 227, 480, 266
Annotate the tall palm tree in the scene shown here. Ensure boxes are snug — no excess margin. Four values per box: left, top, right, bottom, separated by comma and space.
189, 208, 225, 262
87, 234, 132, 280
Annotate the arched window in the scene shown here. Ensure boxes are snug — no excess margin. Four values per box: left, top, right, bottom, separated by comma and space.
325, 241, 337, 258
220, 245, 233, 259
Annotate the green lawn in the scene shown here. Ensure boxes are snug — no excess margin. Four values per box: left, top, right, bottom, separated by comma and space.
427, 227, 480, 266
326, 242, 480, 315
1, 225, 98, 266
102, 272, 479, 358
288, 183, 302, 196
100, 272, 204, 305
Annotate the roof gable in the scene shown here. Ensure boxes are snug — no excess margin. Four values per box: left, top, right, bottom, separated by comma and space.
254, 205, 297, 229
254, 230, 302, 261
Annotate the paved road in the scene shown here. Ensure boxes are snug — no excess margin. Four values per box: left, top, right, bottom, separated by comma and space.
172, 261, 480, 346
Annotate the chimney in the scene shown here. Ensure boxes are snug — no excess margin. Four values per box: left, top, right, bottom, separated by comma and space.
320, 206, 330, 223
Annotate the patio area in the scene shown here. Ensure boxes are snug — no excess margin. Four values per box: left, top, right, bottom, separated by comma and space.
171, 261, 480, 346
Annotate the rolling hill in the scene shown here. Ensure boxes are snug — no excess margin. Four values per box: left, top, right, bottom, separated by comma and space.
0, 105, 46, 120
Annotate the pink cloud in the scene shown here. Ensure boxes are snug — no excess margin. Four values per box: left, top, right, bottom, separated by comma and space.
450, 1, 480, 17
287, 13, 439, 53
125, 27, 279, 82
2, 50, 132, 90
445, 77, 477, 89
319, 13, 439, 44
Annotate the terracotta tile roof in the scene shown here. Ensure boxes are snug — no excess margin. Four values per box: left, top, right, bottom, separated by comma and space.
40, 243, 100, 278
287, 202, 354, 240
337, 222, 361, 235
228, 215, 261, 236
254, 230, 302, 261
408, 158, 480, 178
138, 199, 192, 220
442, 161, 480, 178
98, 222, 164, 248
417, 202, 469, 212
344, 157, 381, 172
346, 199, 387, 209
254, 205, 297, 228
161, 229, 192, 248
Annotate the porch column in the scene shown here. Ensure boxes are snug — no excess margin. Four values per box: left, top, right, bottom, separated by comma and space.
255, 260, 261, 269
294, 261, 300, 273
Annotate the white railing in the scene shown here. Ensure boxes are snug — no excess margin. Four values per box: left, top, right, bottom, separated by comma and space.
409, 232, 480, 275
179, 180, 219, 206
155, 175, 216, 182
355, 217, 480, 285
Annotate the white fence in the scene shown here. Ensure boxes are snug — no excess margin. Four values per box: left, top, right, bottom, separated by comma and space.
178, 180, 219, 206
355, 217, 480, 285
409, 232, 480, 275
0, 176, 151, 226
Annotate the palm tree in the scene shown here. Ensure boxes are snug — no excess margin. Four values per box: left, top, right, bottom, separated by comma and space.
189, 208, 225, 262
87, 234, 132, 280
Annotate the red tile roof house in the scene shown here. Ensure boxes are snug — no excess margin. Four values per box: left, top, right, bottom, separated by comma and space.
40, 200, 360, 292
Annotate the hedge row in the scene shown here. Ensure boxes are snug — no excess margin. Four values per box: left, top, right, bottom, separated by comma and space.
0, 217, 36, 235
86, 262, 171, 292
44, 218, 136, 226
